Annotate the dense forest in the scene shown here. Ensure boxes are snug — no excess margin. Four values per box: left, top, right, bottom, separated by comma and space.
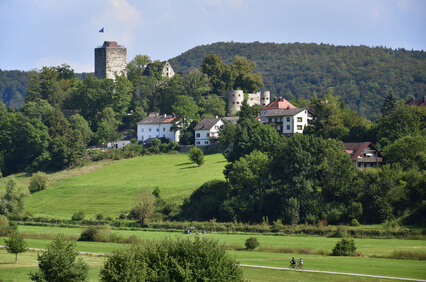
170, 42, 426, 120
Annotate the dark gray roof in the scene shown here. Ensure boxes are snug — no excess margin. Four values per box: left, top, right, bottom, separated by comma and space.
262, 108, 308, 117
193, 118, 222, 130
137, 114, 175, 125
222, 116, 239, 125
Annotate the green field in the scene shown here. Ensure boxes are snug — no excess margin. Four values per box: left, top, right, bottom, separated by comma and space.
10, 153, 226, 219
1, 228, 425, 281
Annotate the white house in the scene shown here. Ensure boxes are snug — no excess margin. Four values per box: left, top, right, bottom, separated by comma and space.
193, 118, 224, 146
107, 136, 135, 149
262, 108, 313, 137
137, 113, 179, 144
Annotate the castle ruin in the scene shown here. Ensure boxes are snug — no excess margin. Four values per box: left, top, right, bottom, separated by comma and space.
95, 41, 127, 79
226, 90, 270, 115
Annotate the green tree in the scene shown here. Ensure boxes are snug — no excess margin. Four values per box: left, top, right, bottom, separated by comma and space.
29, 234, 89, 281
181, 69, 211, 101
127, 54, 152, 84
381, 91, 397, 116
29, 171, 49, 193
100, 236, 243, 281
244, 237, 260, 250
188, 147, 205, 167
199, 94, 226, 118
4, 232, 27, 263
231, 56, 263, 93
200, 54, 233, 96
171, 95, 200, 130
94, 107, 120, 145
1, 177, 30, 216
129, 188, 155, 227
69, 114, 93, 145
382, 134, 426, 170
332, 238, 356, 256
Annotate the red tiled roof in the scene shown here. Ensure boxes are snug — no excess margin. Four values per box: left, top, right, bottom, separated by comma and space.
343, 142, 382, 161
405, 97, 426, 108
262, 98, 296, 110
137, 114, 176, 125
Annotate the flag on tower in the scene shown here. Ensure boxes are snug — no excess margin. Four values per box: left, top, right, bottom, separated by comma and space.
99, 28, 104, 33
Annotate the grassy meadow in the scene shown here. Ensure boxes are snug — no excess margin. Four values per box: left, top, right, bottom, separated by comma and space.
1, 229, 426, 281
0, 153, 227, 219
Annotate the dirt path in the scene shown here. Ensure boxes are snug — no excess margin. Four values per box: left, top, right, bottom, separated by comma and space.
238, 264, 426, 281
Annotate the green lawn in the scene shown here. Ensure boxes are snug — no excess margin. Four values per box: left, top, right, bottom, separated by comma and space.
19, 153, 226, 219
16, 225, 426, 257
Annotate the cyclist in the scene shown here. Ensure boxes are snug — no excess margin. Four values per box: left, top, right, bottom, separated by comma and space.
290, 257, 296, 269
298, 258, 304, 269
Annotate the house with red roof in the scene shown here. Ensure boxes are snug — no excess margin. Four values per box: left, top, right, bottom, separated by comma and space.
137, 113, 179, 144
343, 142, 383, 170
405, 97, 425, 108
260, 97, 297, 122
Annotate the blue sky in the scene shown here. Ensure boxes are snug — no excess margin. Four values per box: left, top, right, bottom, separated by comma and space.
1, 0, 425, 72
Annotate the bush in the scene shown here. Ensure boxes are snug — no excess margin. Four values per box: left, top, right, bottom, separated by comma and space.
332, 238, 356, 256
71, 211, 85, 221
0, 215, 12, 236
29, 235, 89, 281
245, 237, 260, 250
79, 225, 112, 242
100, 236, 243, 281
96, 213, 104, 221
188, 147, 205, 166
28, 172, 49, 193
350, 219, 360, 226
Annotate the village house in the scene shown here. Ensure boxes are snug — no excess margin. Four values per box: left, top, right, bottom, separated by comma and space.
260, 97, 297, 122
137, 113, 179, 144
405, 96, 425, 107
193, 118, 224, 146
107, 135, 136, 149
262, 108, 313, 137
343, 142, 383, 170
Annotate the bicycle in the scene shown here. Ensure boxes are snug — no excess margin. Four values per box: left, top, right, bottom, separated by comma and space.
289, 263, 296, 270
297, 264, 304, 270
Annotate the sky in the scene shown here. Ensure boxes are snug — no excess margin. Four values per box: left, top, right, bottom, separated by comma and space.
1, 0, 425, 73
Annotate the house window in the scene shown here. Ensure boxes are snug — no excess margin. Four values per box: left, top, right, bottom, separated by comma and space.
196, 133, 200, 138
297, 125, 302, 130
287, 125, 290, 130
149, 128, 151, 132
157, 128, 159, 131
196, 141, 200, 145
163, 128, 165, 131
141, 128, 144, 132
297, 117, 302, 122
204, 141, 209, 145
286, 117, 290, 122
206, 133, 210, 137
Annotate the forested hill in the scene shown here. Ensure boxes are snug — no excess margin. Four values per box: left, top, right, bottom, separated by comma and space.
169, 42, 426, 120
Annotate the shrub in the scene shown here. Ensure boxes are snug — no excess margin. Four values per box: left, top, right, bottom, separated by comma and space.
188, 147, 205, 166
245, 237, 260, 250
0, 215, 12, 236
100, 236, 243, 281
332, 238, 356, 256
28, 172, 49, 193
350, 219, 360, 226
71, 211, 85, 221
79, 225, 112, 242
96, 213, 104, 221
29, 235, 89, 281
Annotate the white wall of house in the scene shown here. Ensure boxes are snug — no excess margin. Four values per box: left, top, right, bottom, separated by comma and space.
194, 120, 223, 146
267, 110, 312, 135
137, 123, 179, 143
107, 140, 132, 149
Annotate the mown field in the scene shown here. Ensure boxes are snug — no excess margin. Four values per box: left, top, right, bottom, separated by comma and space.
1, 227, 425, 281
0, 153, 227, 219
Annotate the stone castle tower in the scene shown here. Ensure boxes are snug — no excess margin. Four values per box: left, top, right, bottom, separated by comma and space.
226, 90, 270, 115
95, 41, 127, 79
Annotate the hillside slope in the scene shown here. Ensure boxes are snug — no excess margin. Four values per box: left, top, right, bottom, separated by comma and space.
170, 42, 426, 120
15, 153, 227, 219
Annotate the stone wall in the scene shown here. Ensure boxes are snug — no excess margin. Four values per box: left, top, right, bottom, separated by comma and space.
95, 44, 127, 79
